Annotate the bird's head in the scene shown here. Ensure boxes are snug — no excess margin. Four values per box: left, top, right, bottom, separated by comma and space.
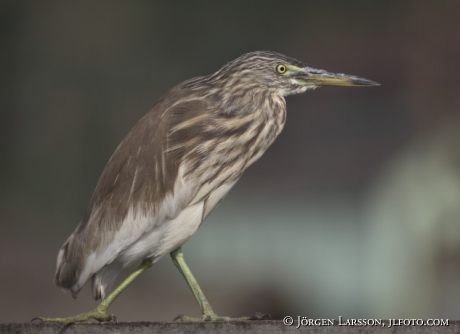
207, 51, 379, 97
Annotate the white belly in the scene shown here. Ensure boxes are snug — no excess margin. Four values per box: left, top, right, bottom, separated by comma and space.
119, 179, 237, 266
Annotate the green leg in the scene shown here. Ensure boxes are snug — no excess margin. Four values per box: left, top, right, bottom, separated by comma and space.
170, 247, 255, 322
33, 258, 153, 326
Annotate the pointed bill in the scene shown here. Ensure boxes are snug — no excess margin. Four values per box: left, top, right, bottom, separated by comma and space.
295, 66, 380, 87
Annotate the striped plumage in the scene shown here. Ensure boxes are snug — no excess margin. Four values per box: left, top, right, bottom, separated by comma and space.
49, 51, 377, 322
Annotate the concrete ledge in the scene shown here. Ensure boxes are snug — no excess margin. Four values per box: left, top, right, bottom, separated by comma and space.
1, 321, 459, 334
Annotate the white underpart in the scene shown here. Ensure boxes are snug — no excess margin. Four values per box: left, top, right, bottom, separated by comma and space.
202, 181, 236, 219
80, 163, 238, 299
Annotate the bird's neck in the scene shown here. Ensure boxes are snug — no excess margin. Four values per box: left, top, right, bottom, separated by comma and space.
215, 85, 284, 116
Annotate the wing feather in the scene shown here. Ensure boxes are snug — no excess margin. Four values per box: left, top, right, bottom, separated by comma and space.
55, 83, 215, 297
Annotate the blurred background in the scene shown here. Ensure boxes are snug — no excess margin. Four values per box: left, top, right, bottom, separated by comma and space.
2, 0, 460, 322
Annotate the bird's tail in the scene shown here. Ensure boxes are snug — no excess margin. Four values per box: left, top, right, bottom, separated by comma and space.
54, 234, 89, 298
55, 232, 123, 300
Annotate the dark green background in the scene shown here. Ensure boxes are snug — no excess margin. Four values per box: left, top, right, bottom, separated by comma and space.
2, 1, 460, 322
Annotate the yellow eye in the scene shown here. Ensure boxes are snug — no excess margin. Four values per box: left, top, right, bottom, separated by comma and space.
276, 64, 287, 74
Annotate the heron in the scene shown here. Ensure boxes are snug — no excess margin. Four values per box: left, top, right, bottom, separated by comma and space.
36, 51, 378, 324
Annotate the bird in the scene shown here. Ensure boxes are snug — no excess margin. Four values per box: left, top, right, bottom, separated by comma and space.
35, 51, 378, 325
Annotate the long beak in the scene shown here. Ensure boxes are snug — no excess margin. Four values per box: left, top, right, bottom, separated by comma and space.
297, 66, 379, 87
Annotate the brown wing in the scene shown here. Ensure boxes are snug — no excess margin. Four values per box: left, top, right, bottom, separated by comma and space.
54, 82, 214, 295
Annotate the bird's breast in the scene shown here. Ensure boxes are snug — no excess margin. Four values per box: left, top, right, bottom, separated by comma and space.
185, 95, 286, 205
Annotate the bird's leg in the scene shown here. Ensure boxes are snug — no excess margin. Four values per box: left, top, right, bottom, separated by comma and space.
33, 258, 153, 326
170, 247, 259, 322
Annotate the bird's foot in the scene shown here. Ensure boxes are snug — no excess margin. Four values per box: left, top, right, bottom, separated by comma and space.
174, 311, 270, 322
32, 306, 116, 326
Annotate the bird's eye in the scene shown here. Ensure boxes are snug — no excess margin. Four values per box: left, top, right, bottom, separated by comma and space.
276, 64, 287, 74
